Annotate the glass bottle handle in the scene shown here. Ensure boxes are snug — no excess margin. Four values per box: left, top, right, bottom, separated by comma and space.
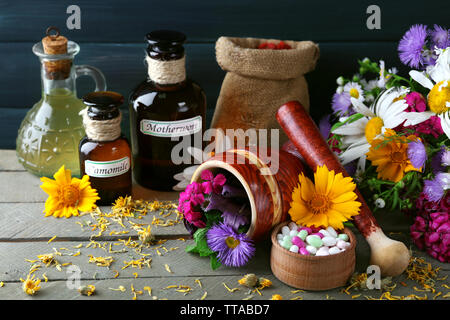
74, 65, 107, 92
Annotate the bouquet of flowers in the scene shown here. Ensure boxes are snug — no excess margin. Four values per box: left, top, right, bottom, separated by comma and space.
178, 169, 255, 269
320, 24, 449, 262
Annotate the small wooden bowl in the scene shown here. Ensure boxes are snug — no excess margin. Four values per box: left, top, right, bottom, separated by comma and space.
270, 221, 356, 291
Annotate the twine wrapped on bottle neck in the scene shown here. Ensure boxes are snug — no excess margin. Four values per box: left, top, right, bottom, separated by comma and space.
80, 108, 122, 142
145, 55, 186, 85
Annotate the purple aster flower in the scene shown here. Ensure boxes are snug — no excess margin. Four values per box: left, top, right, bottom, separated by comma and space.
436, 172, 450, 190
207, 222, 255, 267
331, 92, 352, 115
398, 24, 428, 68
423, 178, 445, 203
407, 140, 427, 169
429, 24, 450, 49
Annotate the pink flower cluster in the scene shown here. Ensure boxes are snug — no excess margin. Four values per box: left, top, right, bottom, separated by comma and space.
410, 193, 450, 262
178, 170, 226, 228
403, 92, 444, 138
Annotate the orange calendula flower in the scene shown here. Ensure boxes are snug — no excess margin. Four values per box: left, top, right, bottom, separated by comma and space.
289, 165, 361, 230
40, 165, 100, 218
366, 129, 421, 182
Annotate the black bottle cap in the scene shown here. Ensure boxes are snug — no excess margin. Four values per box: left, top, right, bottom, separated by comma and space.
146, 30, 186, 60
83, 91, 123, 120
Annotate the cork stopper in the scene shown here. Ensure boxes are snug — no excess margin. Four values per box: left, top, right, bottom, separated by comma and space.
41, 27, 71, 79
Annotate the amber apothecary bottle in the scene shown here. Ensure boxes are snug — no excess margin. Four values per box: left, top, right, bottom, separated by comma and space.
129, 30, 206, 191
79, 91, 132, 205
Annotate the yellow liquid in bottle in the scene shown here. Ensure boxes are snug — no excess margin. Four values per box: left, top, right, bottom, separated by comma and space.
16, 88, 86, 177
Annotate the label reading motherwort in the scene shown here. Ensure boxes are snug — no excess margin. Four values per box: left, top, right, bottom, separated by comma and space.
85, 157, 130, 178
140, 116, 202, 137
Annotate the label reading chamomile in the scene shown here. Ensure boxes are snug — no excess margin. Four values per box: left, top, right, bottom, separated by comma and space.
140, 116, 202, 138
85, 157, 130, 178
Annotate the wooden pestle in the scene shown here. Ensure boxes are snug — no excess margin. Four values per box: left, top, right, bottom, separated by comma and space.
276, 100, 410, 277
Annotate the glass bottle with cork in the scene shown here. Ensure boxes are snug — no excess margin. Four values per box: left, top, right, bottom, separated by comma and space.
16, 27, 106, 177
79, 91, 132, 205
129, 30, 206, 191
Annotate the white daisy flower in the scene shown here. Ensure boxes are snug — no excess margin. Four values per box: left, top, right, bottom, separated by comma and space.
332, 87, 411, 169
343, 81, 365, 102
404, 48, 450, 139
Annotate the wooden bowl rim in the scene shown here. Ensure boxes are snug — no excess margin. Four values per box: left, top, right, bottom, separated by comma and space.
190, 159, 258, 238
271, 221, 356, 261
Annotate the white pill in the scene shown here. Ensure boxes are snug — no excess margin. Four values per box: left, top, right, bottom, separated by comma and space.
281, 226, 291, 236
336, 239, 347, 249
288, 222, 298, 230
322, 236, 337, 247
326, 226, 338, 238
283, 235, 291, 242
318, 230, 331, 238
315, 247, 330, 256
306, 245, 317, 255
289, 230, 298, 237
329, 246, 341, 255
289, 245, 299, 253
277, 233, 283, 241
338, 233, 349, 241
278, 240, 284, 247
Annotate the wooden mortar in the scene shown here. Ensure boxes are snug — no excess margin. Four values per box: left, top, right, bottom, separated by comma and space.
276, 100, 410, 277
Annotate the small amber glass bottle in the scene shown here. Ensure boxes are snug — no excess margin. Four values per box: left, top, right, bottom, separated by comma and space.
129, 30, 206, 191
79, 91, 132, 205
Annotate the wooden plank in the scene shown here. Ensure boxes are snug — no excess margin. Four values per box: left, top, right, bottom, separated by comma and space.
0, 245, 447, 300
0, 202, 187, 241
0, 239, 274, 282
0, 0, 448, 43
0, 150, 25, 171
0, 171, 181, 203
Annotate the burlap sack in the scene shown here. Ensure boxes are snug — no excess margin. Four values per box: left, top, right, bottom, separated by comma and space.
211, 36, 319, 146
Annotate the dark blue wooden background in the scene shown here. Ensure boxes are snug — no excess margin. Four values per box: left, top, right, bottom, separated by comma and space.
0, 0, 448, 149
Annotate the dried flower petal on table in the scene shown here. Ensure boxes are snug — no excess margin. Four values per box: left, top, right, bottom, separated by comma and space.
20, 274, 41, 296
270, 294, 283, 300
78, 285, 96, 296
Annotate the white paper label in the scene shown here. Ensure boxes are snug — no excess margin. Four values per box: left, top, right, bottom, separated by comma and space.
140, 116, 202, 138
85, 157, 130, 178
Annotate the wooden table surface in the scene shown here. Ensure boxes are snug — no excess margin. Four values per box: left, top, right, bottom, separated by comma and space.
0, 149, 448, 301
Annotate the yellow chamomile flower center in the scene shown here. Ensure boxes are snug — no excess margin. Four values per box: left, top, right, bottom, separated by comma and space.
428, 80, 450, 114
349, 88, 360, 99
225, 236, 240, 249
365, 116, 384, 143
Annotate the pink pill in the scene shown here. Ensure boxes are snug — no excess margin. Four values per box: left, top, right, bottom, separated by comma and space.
311, 232, 324, 239
291, 236, 306, 248
298, 227, 312, 234
299, 247, 309, 255
310, 226, 322, 233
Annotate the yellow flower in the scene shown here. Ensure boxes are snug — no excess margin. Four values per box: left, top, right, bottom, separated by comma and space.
366, 129, 420, 182
40, 165, 100, 218
21, 274, 41, 295
289, 165, 361, 230
270, 294, 283, 300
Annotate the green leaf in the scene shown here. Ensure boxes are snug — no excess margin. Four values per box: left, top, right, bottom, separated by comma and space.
330, 113, 365, 132
193, 228, 214, 257
185, 243, 199, 254
210, 254, 222, 270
